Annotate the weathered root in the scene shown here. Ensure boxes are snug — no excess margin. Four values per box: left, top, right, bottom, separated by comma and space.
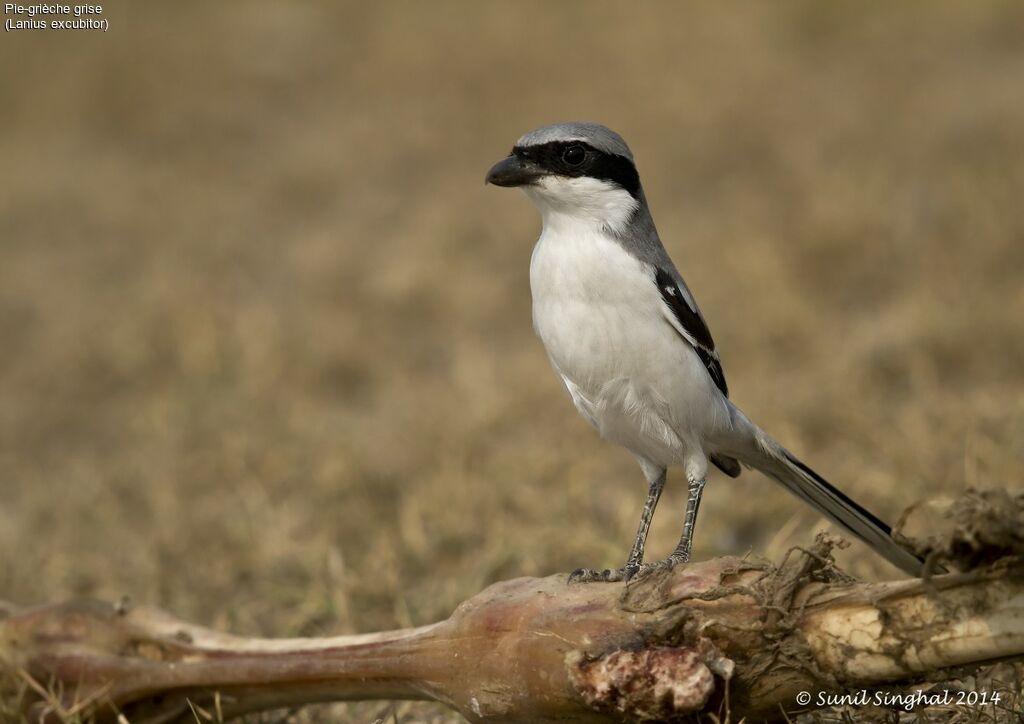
2, 489, 1023, 723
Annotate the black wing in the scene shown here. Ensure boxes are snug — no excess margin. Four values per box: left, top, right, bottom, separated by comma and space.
654, 267, 728, 398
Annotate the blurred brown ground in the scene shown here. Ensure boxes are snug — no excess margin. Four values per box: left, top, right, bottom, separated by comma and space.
2, 1, 1023, 721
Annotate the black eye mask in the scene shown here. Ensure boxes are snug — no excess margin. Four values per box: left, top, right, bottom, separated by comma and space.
513, 141, 641, 198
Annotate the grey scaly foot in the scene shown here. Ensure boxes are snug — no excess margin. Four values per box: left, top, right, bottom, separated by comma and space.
569, 471, 667, 585
629, 554, 690, 581
669, 475, 707, 563
567, 563, 641, 584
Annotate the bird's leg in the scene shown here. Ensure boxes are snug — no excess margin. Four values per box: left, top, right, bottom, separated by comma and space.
624, 470, 667, 571
568, 470, 666, 583
669, 474, 707, 564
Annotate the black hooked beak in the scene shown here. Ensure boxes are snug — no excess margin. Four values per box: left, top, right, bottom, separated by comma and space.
485, 154, 544, 187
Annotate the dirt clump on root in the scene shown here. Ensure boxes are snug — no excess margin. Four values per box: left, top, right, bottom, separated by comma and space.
897, 488, 1024, 571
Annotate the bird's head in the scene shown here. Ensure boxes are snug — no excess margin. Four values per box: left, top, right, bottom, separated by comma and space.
486, 122, 642, 233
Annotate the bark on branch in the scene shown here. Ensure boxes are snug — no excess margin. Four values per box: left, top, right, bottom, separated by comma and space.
2, 489, 1022, 723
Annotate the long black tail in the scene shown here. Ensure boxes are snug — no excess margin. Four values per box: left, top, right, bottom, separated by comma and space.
740, 429, 927, 575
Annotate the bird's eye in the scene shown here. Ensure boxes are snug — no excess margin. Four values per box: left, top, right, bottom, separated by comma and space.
562, 145, 586, 166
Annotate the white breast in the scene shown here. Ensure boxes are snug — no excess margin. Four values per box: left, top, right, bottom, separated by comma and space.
530, 226, 661, 383
529, 221, 724, 466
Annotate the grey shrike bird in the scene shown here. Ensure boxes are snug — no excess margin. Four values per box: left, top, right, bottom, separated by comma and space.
485, 122, 925, 582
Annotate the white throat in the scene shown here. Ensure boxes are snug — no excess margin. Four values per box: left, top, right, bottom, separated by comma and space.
521, 176, 639, 236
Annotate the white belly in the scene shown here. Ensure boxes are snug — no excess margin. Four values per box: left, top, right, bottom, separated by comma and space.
529, 227, 725, 466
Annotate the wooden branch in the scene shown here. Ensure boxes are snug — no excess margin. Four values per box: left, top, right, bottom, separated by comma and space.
3, 489, 1022, 723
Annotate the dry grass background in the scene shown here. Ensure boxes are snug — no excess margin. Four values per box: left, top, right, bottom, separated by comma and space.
2, 1, 1024, 721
